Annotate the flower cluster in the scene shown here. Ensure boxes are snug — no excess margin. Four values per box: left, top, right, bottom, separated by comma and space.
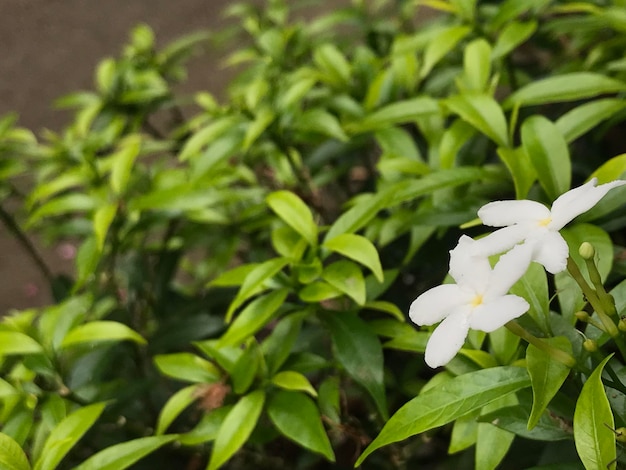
410, 178, 626, 368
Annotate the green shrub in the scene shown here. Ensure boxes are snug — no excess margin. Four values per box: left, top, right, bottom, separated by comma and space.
1, 0, 626, 468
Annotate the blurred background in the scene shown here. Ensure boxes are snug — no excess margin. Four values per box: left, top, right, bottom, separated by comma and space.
0, 0, 235, 312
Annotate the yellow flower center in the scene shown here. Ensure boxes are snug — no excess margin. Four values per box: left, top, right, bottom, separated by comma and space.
538, 217, 552, 227
470, 294, 484, 308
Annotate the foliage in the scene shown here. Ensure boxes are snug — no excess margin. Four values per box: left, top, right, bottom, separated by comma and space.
1, 0, 626, 468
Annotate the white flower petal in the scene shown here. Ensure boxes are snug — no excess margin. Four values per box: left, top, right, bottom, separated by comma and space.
409, 284, 466, 326
549, 178, 626, 230
532, 231, 570, 274
486, 242, 533, 297
470, 225, 528, 257
449, 236, 492, 291
424, 309, 471, 368
469, 295, 529, 332
478, 200, 550, 227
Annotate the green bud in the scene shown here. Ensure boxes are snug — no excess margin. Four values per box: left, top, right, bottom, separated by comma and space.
579, 242, 595, 260
616, 427, 626, 443
575, 311, 590, 321
583, 338, 598, 352
619, 317, 626, 332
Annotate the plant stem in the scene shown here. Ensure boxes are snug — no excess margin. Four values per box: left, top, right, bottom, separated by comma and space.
0, 204, 55, 284
506, 320, 577, 368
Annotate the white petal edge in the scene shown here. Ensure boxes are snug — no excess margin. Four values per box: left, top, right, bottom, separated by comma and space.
486, 242, 533, 297
470, 224, 529, 258
469, 295, 530, 332
409, 284, 466, 326
532, 231, 570, 274
549, 178, 626, 230
478, 200, 550, 227
449, 235, 492, 291
424, 309, 471, 368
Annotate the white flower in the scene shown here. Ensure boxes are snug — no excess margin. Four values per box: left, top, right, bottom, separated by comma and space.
409, 236, 531, 368
473, 178, 626, 274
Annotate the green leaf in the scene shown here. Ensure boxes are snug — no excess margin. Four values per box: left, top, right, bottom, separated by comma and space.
268, 391, 335, 461
60, 321, 146, 348
93, 203, 117, 251
478, 403, 571, 441
449, 410, 479, 453
375, 127, 422, 161
0, 332, 43, 356
271, 371, 317, 397
510, 261, 550, 334
154, 353, 220, 383
156, 385, 200, 435
110, 135, 141, 195
28, 194, 96, 225
355, 366, 530, 465
321, 260, 366, 305
475, 394, 517, 470
0, 432, 31, 470
296, 108, 348, 141
74, 435, 177, 470
266, 191, 317, 246
219, 289, 288, 347
34, 402, 106, 470
555, 98, 626, 143
438, 119, 476, 169
521, 115, 571, 200
526, 337, 573, 429
574, 355, 616, 470
497, 146, 536, 199
242, 108, 275, 150
179, 116, 242, 161
463, 39, 491, 92
351, 97, 439, 133
492, 21, 537, 59
322, 313, 387, 419
262, 312, 306, 375
504, 73, 626, 108
313, 44, 351, 88
179, 406, 232, 446
226, 257, 290, 322
231, 344, 260, 394
421, 26, 472, 78
322, 234, 383, 282
445, 94, 510, 147
581, 154, 626, 221
318, 377, 341, 424
208, 390, 265, 470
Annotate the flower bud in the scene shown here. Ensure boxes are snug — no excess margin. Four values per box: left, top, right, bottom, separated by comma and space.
616, 427, 626, 443
575, 311, 590, 322
583, 338, 598, 352
579, 242, 595, 260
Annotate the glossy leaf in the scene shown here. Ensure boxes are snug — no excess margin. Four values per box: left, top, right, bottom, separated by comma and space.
266, 191, 317, 246
445, 94, 509, 147
521, 115, 571, 200
526, 337, 572, 429
93, 203, 117, 251
574, 355, 616, 470
321, 260, 366, 305
268, 391, 335, 461
556, 98, 626, 144
504, 73, 626, 108
351, 97, 439, 132
179, 406, 232, 446
35, 402, 106, 470
492, 21, 537, 59
110, 135, 140, 195
74, 435, 177, 470
510, 261, 550, 334
355, 366, 530, 465
0, 332, 43, 355
0, 432, 31, 470
322, 234, 383, 282
475, 394, 517, 470
313, 43, 351, 87
60, 321, 146, 348
153, 353, 221, 383
219, 289, 288, 347
208, 390, 265, 470
463, 39, 491, 92
262, 312, 306, 375
225, 257, 290, 322
421, 26, 472, 78
156, 385, 199, 435
579, 154, 626, 222
322, 313, 387, 419
296, 108, 348, 141
271, 371, 317, 397
242, 108, 275, 150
